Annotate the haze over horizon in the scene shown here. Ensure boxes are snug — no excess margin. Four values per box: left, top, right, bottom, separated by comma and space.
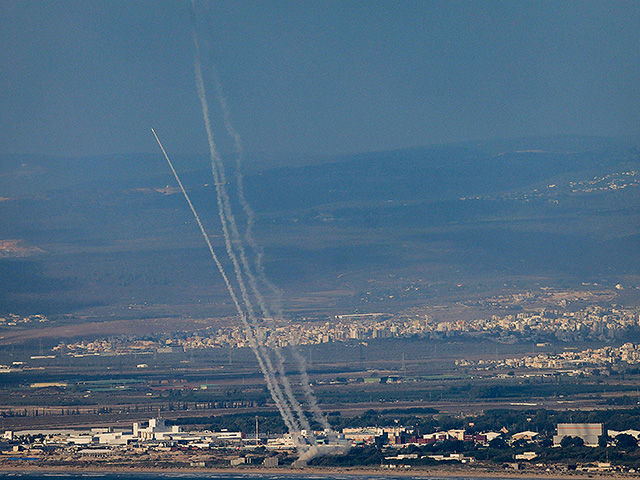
1, 0, 639, 159
3, 4, 640, 464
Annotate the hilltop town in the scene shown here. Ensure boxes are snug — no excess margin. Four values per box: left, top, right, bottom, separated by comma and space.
41, 303, 639, 373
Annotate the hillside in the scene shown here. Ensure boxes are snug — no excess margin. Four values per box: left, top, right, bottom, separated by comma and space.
0, 135, 638, 319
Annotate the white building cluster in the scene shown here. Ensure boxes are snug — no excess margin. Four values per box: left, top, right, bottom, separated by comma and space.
48, 305, 639, 357
4, 418, 243, 450
0, 313, 48, 327
459, 342, 640, 373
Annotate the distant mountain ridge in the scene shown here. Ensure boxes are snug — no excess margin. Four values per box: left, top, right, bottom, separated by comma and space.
0, 135, 638, 316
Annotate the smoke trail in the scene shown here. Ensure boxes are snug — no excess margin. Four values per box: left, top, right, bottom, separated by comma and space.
188, 4, 348, 461
193, 54, 317, 438
192, 52, 314, 441
294, 442, 352, 467
151, 129, 301, 439
207, 50, 333, 435
209, 63, 281, 308
192, 49, 320, 439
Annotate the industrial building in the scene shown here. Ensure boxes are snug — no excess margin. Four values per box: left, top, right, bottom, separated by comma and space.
553, 423, 604, 447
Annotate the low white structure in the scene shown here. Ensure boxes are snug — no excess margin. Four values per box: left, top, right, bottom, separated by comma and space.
5, 418, 243, 450
511, 431, 539, 442
515, 451, 538, 460
609, 429, 640, 440
447, 429, 466, 441
98, 430, 135, 445
483, 432, 503, 442
266, 433, 297, 449
133, 418, 180, 440
428, 453, 475, 463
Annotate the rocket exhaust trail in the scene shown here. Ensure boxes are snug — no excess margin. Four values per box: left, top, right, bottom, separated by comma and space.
194, 57, 315, 438
152, 127, 301, 438
192, 37, 314, 439
193, 57, 300, 427
187, 4, 308, 435
207, 47, 333, 436
189, 6, 347, 460
151, 129, 301, 438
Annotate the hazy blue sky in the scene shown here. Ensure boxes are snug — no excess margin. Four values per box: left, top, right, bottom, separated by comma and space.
1, 0, 639, 158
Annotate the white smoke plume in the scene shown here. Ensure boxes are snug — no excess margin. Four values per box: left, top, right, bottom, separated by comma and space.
192, 52, 313, 435
154, 2, 351, 463
152, 128, 302, 438
204, 31, 334, 436
293, 442, 352, 467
